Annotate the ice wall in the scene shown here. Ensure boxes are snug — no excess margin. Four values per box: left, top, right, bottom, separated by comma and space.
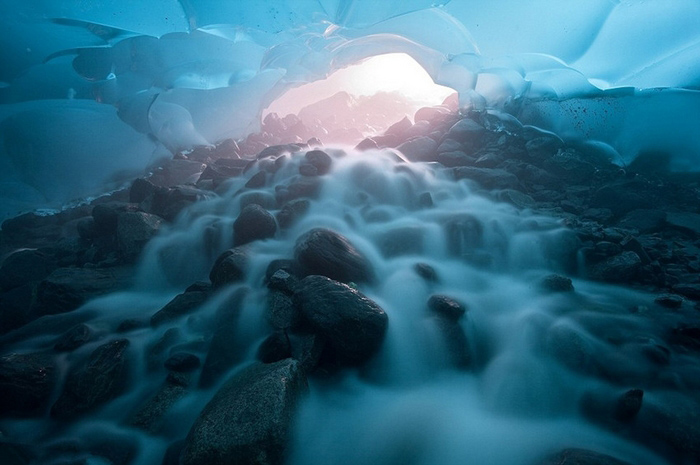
1, 0, 699, 218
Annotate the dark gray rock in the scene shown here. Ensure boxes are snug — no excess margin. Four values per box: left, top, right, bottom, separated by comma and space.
615, 388, 644, 422
304, 150, 332, 175
51, 339, 130, 419
54, 323, 93, 351
414, 263, 439, 282
0, 352, 56, 416
209, 247, 249, 288
539, 274, 574, 293
130, 178, 157, 204
130, 372, 189, 433
294, 228, 374, 283
289, 332, 325, 372
543, 149, 596, 184
588, 251, 642, 283
396, 136, 438, 162
182, 359, 308, 465
435, 150, 476, 168
654, 294, 684, 309
267, 269, 299, 295
453, 167, 519, 190
0, 283, 37, 334
427, 295, 466, 321
537, 448, 633, 465
525, 136, 563, 161
384, 116, 412, 137
164, 353, 201, 372
617, 209, 666, 233
233, 204, 277, 246
117, 211, 163, 261
665, 212, 700, 236
445, 118, 485, 145
34, 267, 132, 316
151, 291, 209, 326
276, 199, 310, 230
295, 275, 388, 365
245, 171, 267, 188
92, 202, 137, 236
0, 249, 57, 291
671, 283, 700, 301
257, 331, 292, 364
267, 291, 298, 330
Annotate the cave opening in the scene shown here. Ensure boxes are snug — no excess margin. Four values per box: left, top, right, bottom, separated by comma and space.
261, 53, 456, 146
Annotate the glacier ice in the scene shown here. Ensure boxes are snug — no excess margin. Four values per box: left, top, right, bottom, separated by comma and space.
0, 0, 699, 218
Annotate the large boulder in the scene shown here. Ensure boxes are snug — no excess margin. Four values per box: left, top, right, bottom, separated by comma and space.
209, 247, 249, 288
0, 352, 56, 416
395, 136, 438, 162
34, 267, 132, 316
150, 289, 210, 326
233, 204, 277, 246
181, 359, 308, 465
116, 211, 163, 261
295, 275, 388, 365
294, 228, 374, 283
51, 339, 130, 419
587, 251, 642, 283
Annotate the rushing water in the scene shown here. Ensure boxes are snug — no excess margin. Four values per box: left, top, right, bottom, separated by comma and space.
2, 148, 686, 465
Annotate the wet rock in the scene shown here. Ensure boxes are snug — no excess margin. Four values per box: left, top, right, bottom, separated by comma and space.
294, 228, 374, 283
276, 199, 310, 230
54, 323, 93, 351
239, 191, 276, 210
665, 212, 700, 236
546, 323, 595, 374
542, 149, 596, 184
304, 150, 332, 175
445, 118, 485, 145
92, 202, 137, 236
268, 269, 299, 294
436, 150, 476, 167
654, 294, 684, 309
34, 267, 132, 316
233, 204, 277, 246
0, 352, 56, 416
0, 284, 37, 334
143, 185, 211, 221
0, 249, 57, 291
615, 388, 644, 422
539, 274, 574, 293
617, 209, 666, 233
117, 211, 163, 261
164, 353, 201, 372
453, 167, 519, 190
147, 328, 182, 371
538, 448, 633, 465
427, 295, 466, 321
257, 331, 292, 364
295, 275, 388, 366
52, 339, 130, 419
497, 189, 536, 208
671, 283, 700, 300
267, 291, 298, 330
244, 171, 267, 189
587, 251, 642, 283
414, 263, 439, 282
525, 136, 563, 161
396, 136, 438, 162
289, 332, 325, 373
384, 116, 413, 137
151, 290, 210, 326
130, 372, 189, 433
77, 216, 96, 239
130, 178, 157, 204
355, 137, 379, 151
182, 359, 308, 465
209, 247, 249, 288
591, 182, 650, 216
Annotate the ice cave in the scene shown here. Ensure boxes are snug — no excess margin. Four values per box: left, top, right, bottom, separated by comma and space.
1, 1, 700, 465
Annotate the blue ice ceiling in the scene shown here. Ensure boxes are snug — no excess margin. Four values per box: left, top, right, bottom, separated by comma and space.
1, 0, 700, 219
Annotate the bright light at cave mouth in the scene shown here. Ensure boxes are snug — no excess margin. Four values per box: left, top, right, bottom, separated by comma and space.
265, 53, 456, 118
